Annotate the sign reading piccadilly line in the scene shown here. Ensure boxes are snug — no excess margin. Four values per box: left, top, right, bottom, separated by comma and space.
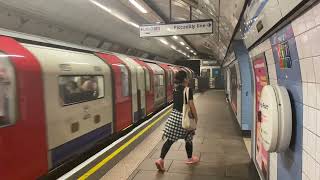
140, 20, 213, 37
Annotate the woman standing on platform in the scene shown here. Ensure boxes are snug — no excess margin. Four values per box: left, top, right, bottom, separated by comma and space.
155, 70, 199, 171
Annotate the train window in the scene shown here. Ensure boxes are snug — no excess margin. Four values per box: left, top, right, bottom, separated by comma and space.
119, 65, 129, 97
0, 54, 17, 127
59, 75, 104, 106
144, 68, 151, 91
166, 71, 171, 85
158, 75, 165, 86
170, 71, 174, 85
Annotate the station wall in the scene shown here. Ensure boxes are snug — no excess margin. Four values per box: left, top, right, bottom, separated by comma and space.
248, 2, 320, 180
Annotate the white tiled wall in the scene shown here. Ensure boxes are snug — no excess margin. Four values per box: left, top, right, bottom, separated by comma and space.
292, 2, 320, 180
248, 3, 320, 180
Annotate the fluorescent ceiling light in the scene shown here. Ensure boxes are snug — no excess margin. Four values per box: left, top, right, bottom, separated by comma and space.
193, 53, 197, 55
180, 41, 185, 45
129, 22, 139, 28
171, 45, 176, 50
129, 0, 148, 13
90, 0, 140, 29
190, 50, 194, 53
173, 36, 178, 40
159, 39, 169, 45
186, 47, 190, 50
90, 0, 112, 13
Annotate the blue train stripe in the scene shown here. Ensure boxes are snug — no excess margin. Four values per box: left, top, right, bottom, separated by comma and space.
51, 123, 112, 168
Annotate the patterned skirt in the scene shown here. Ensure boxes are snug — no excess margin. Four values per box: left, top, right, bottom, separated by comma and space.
163, 109, 193, 142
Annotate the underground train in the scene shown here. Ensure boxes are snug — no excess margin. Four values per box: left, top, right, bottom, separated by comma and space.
0, 35, 195, 179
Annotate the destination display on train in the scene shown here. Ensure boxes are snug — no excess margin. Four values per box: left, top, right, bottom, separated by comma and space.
140, 19, 213, 37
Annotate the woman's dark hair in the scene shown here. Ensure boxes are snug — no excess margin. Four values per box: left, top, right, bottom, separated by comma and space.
174, 70, 187, 84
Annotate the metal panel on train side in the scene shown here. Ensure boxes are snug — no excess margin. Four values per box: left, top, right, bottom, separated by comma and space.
23, 44, 113, 168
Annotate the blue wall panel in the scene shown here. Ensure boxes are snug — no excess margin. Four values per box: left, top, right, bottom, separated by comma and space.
270, 24, 303, 180
233, 40, 253, 130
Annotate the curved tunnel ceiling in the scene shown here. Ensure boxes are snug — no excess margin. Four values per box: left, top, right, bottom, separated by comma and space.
0, 0, 245, 63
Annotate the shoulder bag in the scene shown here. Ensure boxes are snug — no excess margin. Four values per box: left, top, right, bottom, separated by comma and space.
182, 87, 197, 130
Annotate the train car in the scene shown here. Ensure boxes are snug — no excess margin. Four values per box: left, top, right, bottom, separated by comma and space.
157, 63, 174, 103
146, 63, 166, 110
0, 36, 113, 180
133, 58, 155, 116
95, 53, 133, 132
0, 34, 187, 179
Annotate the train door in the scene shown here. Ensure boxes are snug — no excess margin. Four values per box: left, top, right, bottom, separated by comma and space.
134, 59, 154, 116
96, 53, 133, 131
136, 66, 146, 118
117, 55, 146, 121
0, 36, 48, 180
158, 64, 173, 104
147, 63, 166, 110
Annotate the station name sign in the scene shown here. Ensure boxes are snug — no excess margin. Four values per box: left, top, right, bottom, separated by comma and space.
140, 19, 213, 37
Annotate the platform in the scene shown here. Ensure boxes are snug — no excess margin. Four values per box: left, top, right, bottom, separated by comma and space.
100, 90, 259, 180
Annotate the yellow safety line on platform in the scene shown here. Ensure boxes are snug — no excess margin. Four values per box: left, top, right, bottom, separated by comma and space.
78, 108, 172, 180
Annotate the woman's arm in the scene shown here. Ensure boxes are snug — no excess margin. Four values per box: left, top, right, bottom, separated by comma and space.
188, 100, 198, 123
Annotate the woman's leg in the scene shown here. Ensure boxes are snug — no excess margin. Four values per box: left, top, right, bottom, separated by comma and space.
160, 140, 174, 159
185, 141, 193, 159
185, 135, 199, 164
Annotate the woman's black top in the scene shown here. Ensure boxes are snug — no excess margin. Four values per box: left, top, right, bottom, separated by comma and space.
172, 84, 193, 113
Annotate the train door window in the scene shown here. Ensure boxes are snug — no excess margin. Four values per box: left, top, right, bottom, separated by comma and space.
159, 75, 164, 86
144, 68, 151, 92
166, 71, 170, 86
0, 53, 17, 127
170, 71, 174, 85
59, 75, 104, 106
119, 64, 129, 97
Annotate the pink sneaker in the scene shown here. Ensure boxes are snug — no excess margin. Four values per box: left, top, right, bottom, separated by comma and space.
155, 159, 165, 171
186, 156, 200, 164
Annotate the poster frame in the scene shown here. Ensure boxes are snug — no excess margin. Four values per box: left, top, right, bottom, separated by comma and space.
251, 52, 270, 180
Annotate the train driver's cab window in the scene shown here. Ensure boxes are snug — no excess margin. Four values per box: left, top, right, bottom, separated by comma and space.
144, 68, 151, 92
119, 64, 129, 97
0, 54, 17, 127
59, 75, 104, 106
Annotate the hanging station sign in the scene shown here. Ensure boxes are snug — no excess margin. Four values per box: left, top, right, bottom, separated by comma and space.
202, 60, 218, 66
140, 19, 213, 37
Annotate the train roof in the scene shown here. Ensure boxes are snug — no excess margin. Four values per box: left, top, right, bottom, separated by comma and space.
0, 28, 176, 66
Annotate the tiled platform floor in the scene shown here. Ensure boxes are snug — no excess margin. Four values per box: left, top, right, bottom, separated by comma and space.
102, 90, 260, 180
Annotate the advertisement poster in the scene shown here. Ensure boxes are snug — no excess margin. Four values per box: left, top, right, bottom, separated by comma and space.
253, 54, 269, 180
230, 65, 238, 114
277, 42, 292, 69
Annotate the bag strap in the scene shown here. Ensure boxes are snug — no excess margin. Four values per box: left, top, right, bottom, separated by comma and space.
184, 87, 189, 105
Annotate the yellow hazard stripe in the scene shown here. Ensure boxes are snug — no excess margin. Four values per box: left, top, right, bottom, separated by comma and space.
78, 108, 171, 180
